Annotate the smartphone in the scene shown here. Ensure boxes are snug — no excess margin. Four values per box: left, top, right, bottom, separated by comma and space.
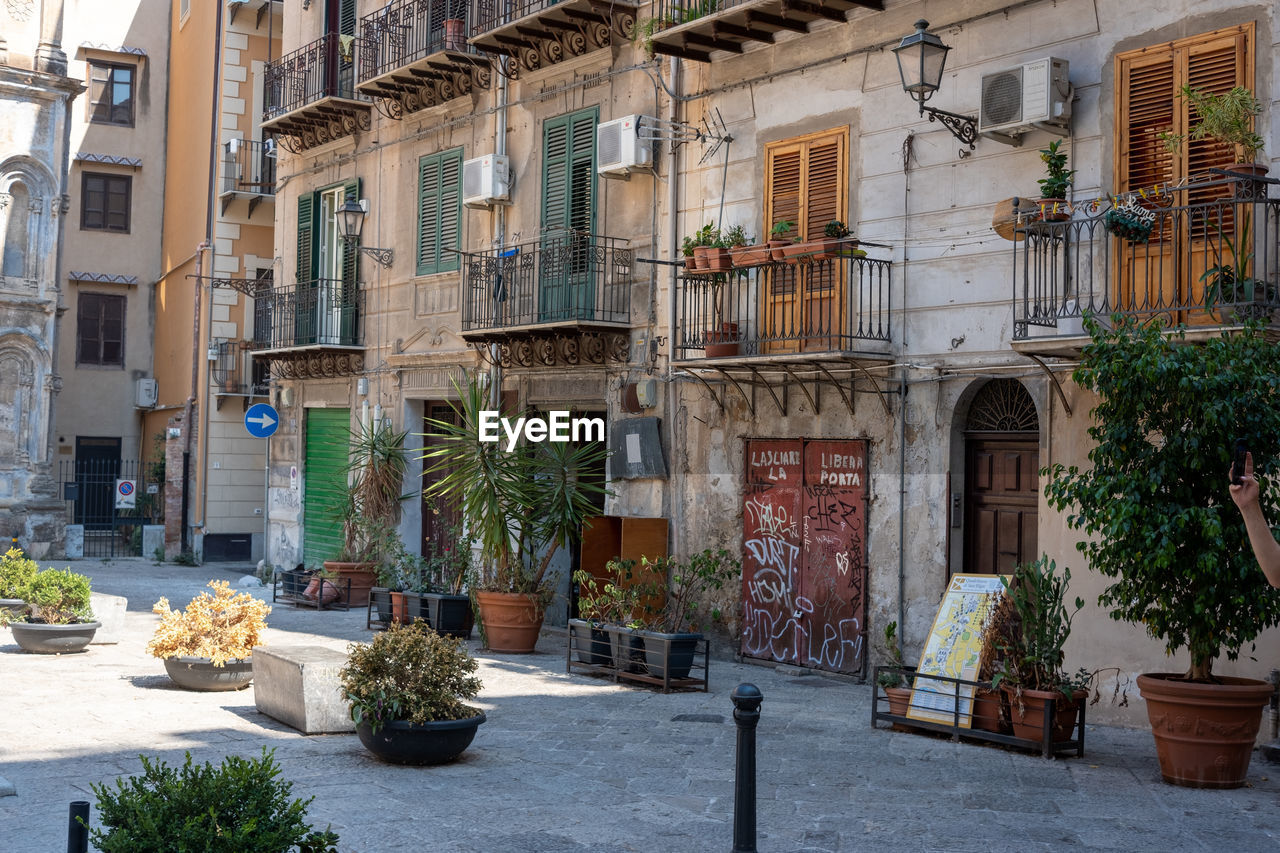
1232, 439, 1248, 486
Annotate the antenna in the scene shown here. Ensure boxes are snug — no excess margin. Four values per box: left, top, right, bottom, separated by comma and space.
638, 108, 733, 163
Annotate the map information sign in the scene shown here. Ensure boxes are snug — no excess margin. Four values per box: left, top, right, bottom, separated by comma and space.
905, 573, 1007, 727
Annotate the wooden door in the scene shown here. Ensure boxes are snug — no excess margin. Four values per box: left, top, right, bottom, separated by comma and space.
963, 437, 1039, 575
762, 128, 847, 352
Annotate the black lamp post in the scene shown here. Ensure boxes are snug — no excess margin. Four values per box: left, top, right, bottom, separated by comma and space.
339, 197, 395, 268
893, 19, 978, 150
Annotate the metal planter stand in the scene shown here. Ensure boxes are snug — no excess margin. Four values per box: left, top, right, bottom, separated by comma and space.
566, 620, 709, 693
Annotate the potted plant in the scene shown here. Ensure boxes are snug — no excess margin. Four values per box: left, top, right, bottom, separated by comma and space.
3, 566, 100, 653
638, 547, 738, 680
88, 749, 338, 852
1036, 139, 1074, 221
1198, 211, 1277, 317
767, 219, 794, 261
725, 223, 770, 268
421, 377, 609, 653
1159, 85, 1266, 190
989, 555, 1087, 742
420, 521, 477, 639
633, 14, 676, 61
1045, 315, 1280, 787
147, 579, 271, 691
324, 421, 409, 607
681, 233, 700, 271
973, 591, 1017, 733
0, 546, 37, 617
571, 559, 647, 668
1102, 200, 1156, 244
441, 0, 467, 51
340, 622, 485, 765
686, 222, 721, 271
876, 620, 913, 718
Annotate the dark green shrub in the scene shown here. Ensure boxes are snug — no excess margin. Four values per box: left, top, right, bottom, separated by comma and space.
0, 547, 37, 599
88, 749, 338, 853
26, 567, 93, 624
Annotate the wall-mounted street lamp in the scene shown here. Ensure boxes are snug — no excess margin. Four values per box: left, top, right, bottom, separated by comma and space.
339, 197, 395, 268
893, 19, 978, 151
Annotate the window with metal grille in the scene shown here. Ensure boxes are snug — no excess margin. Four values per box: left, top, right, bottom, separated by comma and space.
417, 148, 463, 276
81, 172, 131, 232
76, 292, 125, 366
88, 61, 135, 126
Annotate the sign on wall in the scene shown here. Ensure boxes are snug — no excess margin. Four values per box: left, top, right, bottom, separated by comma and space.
114, 479, 136, 510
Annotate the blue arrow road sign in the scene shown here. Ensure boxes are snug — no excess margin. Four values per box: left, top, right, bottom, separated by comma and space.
244, 403, 280, 438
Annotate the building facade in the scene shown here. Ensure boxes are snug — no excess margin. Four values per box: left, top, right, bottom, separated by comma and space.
258, 0, 1279, 730
0, 0, 82, 557
146, 0, 282, 562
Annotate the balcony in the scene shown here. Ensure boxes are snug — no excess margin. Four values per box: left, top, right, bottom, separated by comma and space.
460, 231, 633, 367
262, 34, 372, 153
211, 340, 270, 411
218, 139, 276, 218
356, 0, 491, 119
645, 0, 882, 63
251, 279, 365, 379
671, 250, 893, 417
226, 0, 282, 29
1012, 179, 1280, 358
470, 0, 640, 76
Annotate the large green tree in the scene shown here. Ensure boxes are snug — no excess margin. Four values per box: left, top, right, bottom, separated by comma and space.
1045, 316, 1280, 681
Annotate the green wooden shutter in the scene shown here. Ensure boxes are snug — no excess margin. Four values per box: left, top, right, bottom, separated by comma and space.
568, 109, 597, 236
340, 179, 360, 343
416, 149, 463, 276
303, 408, 351, 567
541, 117, 570, 232
296, 193, 316, 344
540, 107, 597, 320
339, 0, 356, 36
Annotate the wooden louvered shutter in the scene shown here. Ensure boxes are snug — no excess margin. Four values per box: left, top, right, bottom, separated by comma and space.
297, 194, 315, 283
339, 0, 356, 36
542, 116, 570, 232
540, 107, 598, 320
339, 179, 360, 342
762, 127, 848, 352
1115, 24, 1253, 323
417, 154, 441, 275
439, 149, 462, 273
568, 109, 598, 237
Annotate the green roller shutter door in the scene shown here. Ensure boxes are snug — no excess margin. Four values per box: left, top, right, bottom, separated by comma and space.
303, 408, 350, 567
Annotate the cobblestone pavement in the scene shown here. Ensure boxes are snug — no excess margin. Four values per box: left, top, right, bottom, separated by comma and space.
1, 558, 1278, 852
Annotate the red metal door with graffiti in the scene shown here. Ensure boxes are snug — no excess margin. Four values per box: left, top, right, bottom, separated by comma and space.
741, 439, 867, 675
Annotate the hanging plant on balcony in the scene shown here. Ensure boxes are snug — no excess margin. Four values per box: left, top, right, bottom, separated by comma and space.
1102, 199, 1156, 244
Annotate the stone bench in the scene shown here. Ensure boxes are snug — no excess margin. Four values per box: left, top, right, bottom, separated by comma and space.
252, 645, 355, 734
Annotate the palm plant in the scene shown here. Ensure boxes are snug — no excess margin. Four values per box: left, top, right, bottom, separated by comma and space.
420, 377, 609, 602
335, 421, 409, 563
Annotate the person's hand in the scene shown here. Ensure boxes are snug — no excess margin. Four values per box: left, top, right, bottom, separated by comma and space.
1229, 450, 1260, 510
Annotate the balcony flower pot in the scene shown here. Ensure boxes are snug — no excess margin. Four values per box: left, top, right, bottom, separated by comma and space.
729, 243, 771, 268
703, 247, 732, 272
1136, 673, 1273, 788
767, 238, 791, 262
1003, 685, 1085, 743
638, 629, 701, 680
1229, 162, 1270, 199
474, 590, 543, 653
163, 656, 254, 692
356, 713, 486, 765
322, 560, 377, 607
568, 618, 612, 666
704, 322, 740, 358
424, 592, 473, 639
1036, 197, 1071, 222
442, 18, 466, 52
693, 245, 713, 268
10, 620, 100, 654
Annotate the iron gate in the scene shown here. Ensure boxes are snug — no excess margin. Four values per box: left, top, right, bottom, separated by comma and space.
60, 458, 163, 558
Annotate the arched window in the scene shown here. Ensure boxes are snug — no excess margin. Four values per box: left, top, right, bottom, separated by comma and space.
2, 181, 29, 279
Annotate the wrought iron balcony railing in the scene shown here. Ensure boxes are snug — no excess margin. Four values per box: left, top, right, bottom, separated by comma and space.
360, 0, 480, 79
673, 253, 892, 360
219, 139, 276, 196
1013, 180, 1280, 340
211, 340, 271, 399
461, 231, 632, 334
251, 279, 363, 351
264, 33, 366, 120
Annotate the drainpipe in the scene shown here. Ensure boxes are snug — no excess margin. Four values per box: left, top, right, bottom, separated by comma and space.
489, 65, 509, 408
666, 56, 682, 559
897, 369, 907, 646
183, 240, 210, 553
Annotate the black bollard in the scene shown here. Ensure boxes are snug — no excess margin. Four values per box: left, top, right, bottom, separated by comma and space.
731, 683, 763, 853
67, 801, 89, 853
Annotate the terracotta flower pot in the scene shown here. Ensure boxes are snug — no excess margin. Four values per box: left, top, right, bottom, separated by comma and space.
390, 591, 408, 624
303, 576, 342, 605
1137, 672, 1272, 789
322, 560, 377, 606
728, 244, 771, 268
767, 239, 791, 261
883, 685, 912, 717
474, 590, 544, 653
1004, 685, 1085, 742
703, 247, 732, 272
970, 686, 1004, 733
1037, 197, 1071, 222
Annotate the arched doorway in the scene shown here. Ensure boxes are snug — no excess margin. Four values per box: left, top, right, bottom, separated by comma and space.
962, 380, 1040, 575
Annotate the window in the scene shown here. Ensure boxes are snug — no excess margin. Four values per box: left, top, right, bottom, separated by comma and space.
541, 108, 598, 237
76, 292, 125, 366
88, 61, 135, 126
81, 172, 131, 232
416, 149, 463, 276
296, 181, 359, 345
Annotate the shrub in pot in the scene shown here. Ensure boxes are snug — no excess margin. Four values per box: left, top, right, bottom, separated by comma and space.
1036, 139, 1074, 221
572, 558, 652, 670
639, 547, 739, 680
768, 219, 794, 261
1045, 315, 1280, 787
4, 566, 100, 653
421, 377, 609, 653
876, 620, 913, 718
419, 520, 478, 638
0, 546, 37, 614
989, 555, 1087, 742
87, 748, 338, 852
1159, 84, 1266, 193
148, 580, 271, 690
340, 622, 485, 764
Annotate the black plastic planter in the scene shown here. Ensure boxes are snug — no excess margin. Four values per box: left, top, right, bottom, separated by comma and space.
356, 713, 486, 765
639, 630, 703, 680
163, 656, 254, 691
567, 618, 612, 665
424, 592, 473, 639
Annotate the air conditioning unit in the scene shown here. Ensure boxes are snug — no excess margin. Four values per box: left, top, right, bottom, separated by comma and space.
135, 378, 158, 409
462, 154, 511, 208
979, 57, 1072, 141
597, 115, 654, 178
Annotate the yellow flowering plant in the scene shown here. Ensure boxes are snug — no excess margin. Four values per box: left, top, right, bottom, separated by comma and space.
148, 580, 271, 667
